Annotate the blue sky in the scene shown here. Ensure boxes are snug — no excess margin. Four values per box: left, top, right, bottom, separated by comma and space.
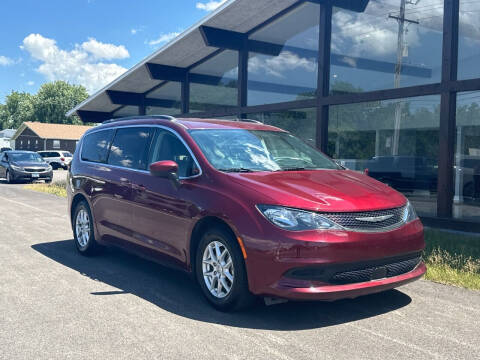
0, 0, 227, 102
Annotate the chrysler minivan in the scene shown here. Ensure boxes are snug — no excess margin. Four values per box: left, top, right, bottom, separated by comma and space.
67, 115, 426, 311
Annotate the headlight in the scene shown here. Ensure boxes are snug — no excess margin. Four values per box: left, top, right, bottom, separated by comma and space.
256, 205, 341, 231
10, 164, 23, 171
402, 201, 418, 223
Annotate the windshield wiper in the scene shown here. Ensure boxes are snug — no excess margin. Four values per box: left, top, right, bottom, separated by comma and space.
218, 168, 255, 173
276, 167, 307, 171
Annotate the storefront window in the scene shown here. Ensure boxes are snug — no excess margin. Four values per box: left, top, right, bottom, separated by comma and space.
330, 1, 443, 95
247, 2, 319, 106
145, 82, 181, 115
248, 108, 316, 145
329, 95, 441, 217
112, 105, 139, 117
189, 50, 238, 112
453, 92, 480, 221
458, 0, 480, 80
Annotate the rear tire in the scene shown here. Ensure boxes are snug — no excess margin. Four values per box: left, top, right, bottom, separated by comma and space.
195, 227, 254, 311
73, 200, 100, 255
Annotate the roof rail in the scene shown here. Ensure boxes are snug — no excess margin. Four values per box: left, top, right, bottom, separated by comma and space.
102, 115, 176, 124
236, 118, 262, 124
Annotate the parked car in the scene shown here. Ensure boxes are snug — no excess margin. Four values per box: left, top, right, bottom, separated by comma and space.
68, 116, 425, 311
364, 156, 438, 193
455, 155, 480, 200
0, 150, 53, 183
38, 150, 73, 170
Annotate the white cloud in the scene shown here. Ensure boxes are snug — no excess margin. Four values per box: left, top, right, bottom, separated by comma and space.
196, 0, 227, 12
81, 38, 129, 60
131, 26, 144, 35
27, 81, 35, 86
0, 55, 14, 66
249, 51, 316, 78
22, 33, 128, 94
147, 32, 180, 46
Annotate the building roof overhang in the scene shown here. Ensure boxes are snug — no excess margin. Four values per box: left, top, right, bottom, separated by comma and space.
67, 0, 380, 123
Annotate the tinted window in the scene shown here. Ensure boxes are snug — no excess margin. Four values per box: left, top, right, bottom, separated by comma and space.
107, 127, 153, 170
149, 129, 197, 177
62, 152, 73, 157
81, 129, 114, 163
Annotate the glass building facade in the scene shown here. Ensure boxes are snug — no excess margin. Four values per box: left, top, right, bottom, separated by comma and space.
82, 0, 480, 229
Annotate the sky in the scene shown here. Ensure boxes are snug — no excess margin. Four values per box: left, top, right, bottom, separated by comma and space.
0, 0, 228, 102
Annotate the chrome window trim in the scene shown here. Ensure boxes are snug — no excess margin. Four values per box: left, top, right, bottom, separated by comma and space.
79, 124, 203, 180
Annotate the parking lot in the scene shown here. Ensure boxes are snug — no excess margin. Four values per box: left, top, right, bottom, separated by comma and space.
0, 181, 479, 359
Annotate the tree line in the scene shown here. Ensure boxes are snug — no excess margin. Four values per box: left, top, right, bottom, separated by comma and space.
0, 81, 89, 130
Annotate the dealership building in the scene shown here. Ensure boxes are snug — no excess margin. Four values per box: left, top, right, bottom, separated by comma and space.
67, 0, 480, 230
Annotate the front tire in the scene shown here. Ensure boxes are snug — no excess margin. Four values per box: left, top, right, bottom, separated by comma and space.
73, 201, 100, 255
195, 227, 254, 311
6, 170, 14, 184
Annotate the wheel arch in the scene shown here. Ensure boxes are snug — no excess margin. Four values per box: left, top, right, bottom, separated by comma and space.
189, 216, 242, 274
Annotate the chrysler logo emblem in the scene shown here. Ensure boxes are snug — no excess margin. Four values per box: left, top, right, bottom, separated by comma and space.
355, 214, 394, 223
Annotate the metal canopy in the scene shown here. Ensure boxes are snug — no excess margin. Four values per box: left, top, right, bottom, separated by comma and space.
67, 0, 415, 123
67, 0, 300, 122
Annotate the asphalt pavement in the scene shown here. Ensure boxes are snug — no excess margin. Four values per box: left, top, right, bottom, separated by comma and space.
0, 182, 479, 359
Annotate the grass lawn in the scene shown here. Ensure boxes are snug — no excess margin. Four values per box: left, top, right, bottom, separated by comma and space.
424, 228, 480, 290
24, 181, 67, 198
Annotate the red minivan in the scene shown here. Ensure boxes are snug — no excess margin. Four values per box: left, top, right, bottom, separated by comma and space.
67, 115, 426, 311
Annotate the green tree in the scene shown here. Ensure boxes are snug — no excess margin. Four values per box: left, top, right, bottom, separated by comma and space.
33, 81, 88, 124
0, 91, 36, 129
0, 81, 88, 130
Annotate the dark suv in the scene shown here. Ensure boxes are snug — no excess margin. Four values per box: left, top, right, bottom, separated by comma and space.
68, 116, 425, 311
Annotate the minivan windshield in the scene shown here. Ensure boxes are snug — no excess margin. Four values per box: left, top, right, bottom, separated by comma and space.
189, 129, 340, 172
10, 152, 44, 163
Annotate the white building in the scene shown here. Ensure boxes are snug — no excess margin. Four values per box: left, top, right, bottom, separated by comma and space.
0, 129, 16, 150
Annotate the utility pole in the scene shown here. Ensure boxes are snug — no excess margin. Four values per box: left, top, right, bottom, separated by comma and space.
389, 0, 419, 156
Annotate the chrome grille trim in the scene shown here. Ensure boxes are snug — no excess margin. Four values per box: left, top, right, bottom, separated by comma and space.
320, 206, 407, 232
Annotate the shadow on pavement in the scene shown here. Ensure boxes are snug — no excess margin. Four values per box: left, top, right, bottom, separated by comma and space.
32, 239, 412, 331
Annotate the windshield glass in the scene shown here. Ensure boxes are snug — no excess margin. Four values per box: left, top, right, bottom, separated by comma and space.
189, 129, 340, 172
10, 152, 44, 163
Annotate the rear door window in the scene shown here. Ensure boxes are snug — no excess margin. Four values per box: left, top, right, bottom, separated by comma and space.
81, 129, 115, 163
107, 127, 153, 170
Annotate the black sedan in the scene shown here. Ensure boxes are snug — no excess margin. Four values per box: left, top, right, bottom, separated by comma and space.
0, 151, 53, 183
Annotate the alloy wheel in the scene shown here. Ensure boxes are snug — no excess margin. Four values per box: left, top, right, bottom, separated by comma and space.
202, 241, 234, 298
75, 208, 90, 248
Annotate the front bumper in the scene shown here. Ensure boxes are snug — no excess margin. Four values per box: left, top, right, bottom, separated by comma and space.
11, 169, 53, 181
268, 261, 426, 301
244, 219, 425, 301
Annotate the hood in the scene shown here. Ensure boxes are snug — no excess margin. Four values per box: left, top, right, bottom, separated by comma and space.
13, 161, 48, 168
226, 169, 406, 212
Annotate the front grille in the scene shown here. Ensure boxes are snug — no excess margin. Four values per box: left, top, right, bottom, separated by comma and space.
24, 168, 46, 173
321, 206, 406, 231
330, 256, 421, 285
284, 252, 422, 286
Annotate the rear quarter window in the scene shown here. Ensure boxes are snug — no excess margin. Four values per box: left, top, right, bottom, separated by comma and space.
81, 129, 115, 163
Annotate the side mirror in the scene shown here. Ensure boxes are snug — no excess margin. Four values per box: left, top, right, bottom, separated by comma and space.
149, 160, 180, 189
